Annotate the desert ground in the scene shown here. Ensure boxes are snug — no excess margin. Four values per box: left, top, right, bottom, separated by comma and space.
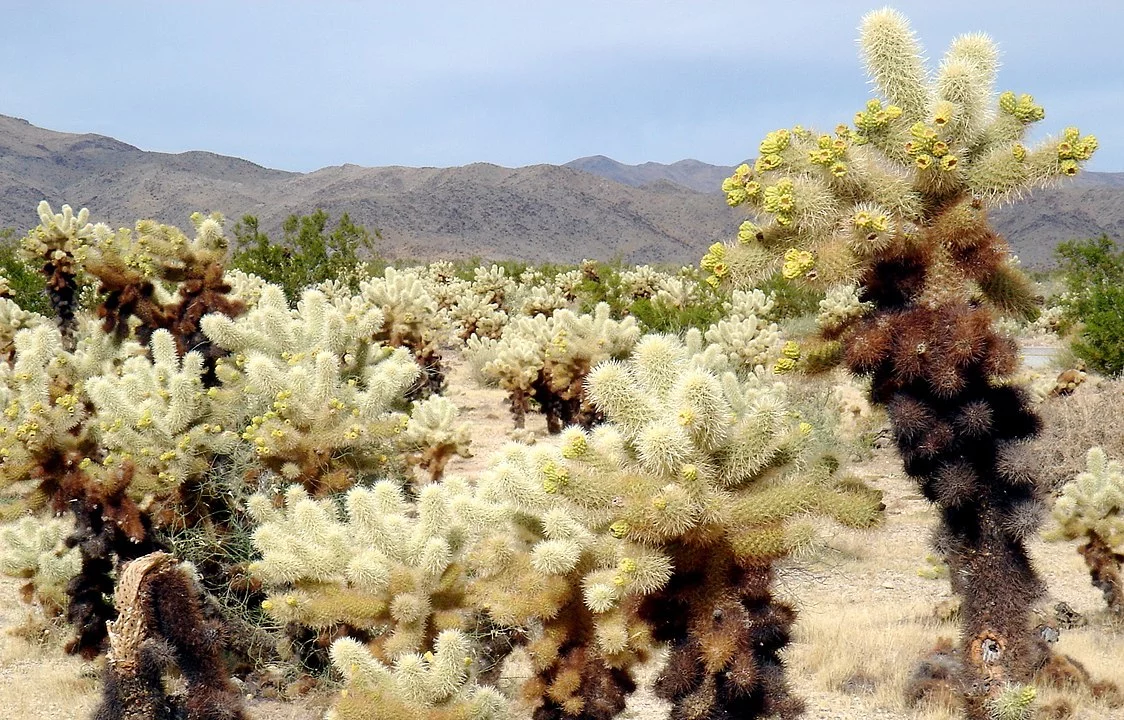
2, 354, 1121, 720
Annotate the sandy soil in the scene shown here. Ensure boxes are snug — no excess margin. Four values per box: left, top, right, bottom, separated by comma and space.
2, 354, 1123, 719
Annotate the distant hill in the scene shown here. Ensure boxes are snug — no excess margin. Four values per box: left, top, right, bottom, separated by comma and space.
1, 114, 1120, 267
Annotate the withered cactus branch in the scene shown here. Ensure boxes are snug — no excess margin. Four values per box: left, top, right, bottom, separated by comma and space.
93, 551, 249, 720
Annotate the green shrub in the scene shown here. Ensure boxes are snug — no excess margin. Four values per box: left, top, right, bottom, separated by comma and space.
230, 211, 380, 303
1056, 235, 1124, 375
0, 228, 51, 315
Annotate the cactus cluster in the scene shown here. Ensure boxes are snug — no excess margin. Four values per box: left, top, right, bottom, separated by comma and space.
466, 304, 641, 433
0, 204, 473, 665
0, 514, 81, 613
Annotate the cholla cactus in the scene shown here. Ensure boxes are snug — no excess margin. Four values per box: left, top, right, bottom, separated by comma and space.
470, 265, 517, 308
23, 202, 95, 342
552, 269, 584, 300
79, 211, 245, 383
471, 335, 881, 719
709, 10, 1096, 715
0, 297, 45, 363
359, 266, 451, 395
401, 395, 472, 483
248, 479, 495, 661
517, 285, 570, 317
328, 631, 509, 720
0, 515, 81, 613
618, 265, 663, 300
83, 329, 241, 499
701, 289, 784, 371
92, 552, 249, 720
202, 285, 418, 493
1052, 448, 1124, 617
450, 294, 509, 341
469, 304, 641, 433
224, 268, 270, 308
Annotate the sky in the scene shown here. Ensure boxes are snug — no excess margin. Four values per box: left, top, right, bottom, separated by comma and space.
2, 1, 1121, 173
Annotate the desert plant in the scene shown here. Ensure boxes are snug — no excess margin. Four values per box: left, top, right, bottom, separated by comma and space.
707, 9, 1096, 716
1055, 235, 1124, 376
400, 394, 472, 483
469, 334, 882, 719
246, 478, 498, 668
1051, 447, 1124, 617
0, 514, 81, 614
231, 211, 379, 303
328, 631, 509, 720
201, 285, 420, 494
466, 304, 640, 433
92, 551, 249, 720
357, 266, 452, 396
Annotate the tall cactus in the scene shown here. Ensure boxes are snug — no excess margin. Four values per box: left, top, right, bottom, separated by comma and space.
707, 9, 1096, 717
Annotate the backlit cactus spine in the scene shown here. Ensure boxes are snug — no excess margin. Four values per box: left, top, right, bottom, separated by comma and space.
710, 9, 1096, 716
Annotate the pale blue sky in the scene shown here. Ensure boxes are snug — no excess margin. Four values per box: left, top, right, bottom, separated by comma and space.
2, 1, 1120, 172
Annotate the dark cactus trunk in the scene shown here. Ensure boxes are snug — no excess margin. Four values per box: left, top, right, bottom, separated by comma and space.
848, 253, 1049, 715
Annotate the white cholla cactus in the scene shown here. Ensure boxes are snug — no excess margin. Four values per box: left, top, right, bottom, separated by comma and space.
327, 630, 509, 720
470, 265, 516, 308
84, 329, 240, 497
552, 269, 584, 299
702, 293, 783, 372
249, 478, 501, 658
470, 304, 641, 431
466, 333, 879, 715
448, 295, 508, 341
223, 269, 270, 308
1053, 448, 1124, 546
0, 297, 45, 361
202, 285, 418, 490
818, 284, 871, 334
359, 266, 451, 393
24, 202, 95, 260
401, 395, 472, 482
725, 288, 777, 320
516, 285, 569, 317
359, 267, 448, 349
619, 265, 663, 299
0, 515, 81, 611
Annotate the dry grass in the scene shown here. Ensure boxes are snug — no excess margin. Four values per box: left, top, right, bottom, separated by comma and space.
1034, 376, 1124, 490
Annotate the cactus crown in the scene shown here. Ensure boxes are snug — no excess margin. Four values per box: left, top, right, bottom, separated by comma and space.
709, 8, 1096, 312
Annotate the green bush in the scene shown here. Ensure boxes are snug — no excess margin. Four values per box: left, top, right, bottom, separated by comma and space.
230, 211, 380, 303
0, 228, 51, 315
1056, 235, 1124, 375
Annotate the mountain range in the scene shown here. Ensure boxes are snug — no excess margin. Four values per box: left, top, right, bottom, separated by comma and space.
2, 114, 1121, 267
